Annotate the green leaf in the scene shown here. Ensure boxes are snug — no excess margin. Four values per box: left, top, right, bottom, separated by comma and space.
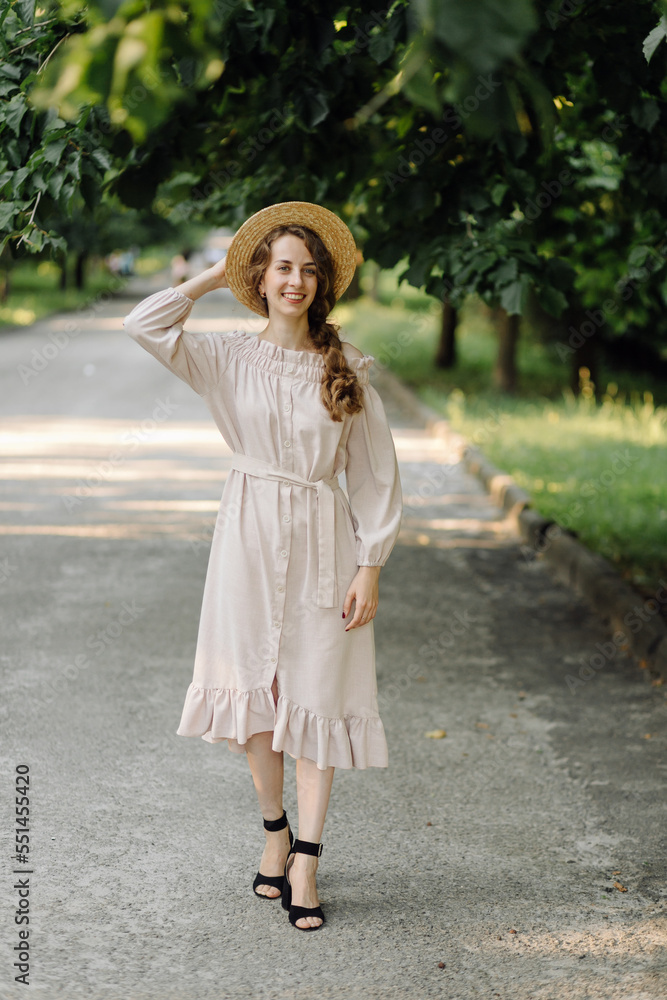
0, 80, 19, 98
0, 65, 21, 82
5, 96, 28, 137
26, 227, 45, 252
369, 30, 396, 64
630, 101, 660, 132
43, 114, 68, 133
403, 59, 443, 116
419, 0, 538, 73
500, 275, 530, 315
0, 202, 17, 229
46, 234, 67, 255
11, 167, 30, 194
627, 245, 650, 267
642, 17, 667, 63
401, 256, 432, 287
536, 284, 568, 318
90, 147, 113, 171
16, 0, 35, 25
491, 182, 508, 206
493, 258, 518, 284
301, 91, 329, 128
42, 138, 68, 165
69, 151, 82, 182
47, 171, 66, 200
80, 172, 99, 210
545, 257, 575, 291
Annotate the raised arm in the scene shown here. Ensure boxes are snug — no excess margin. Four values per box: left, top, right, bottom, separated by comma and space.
176, 256, 229, 301
123, 258, 232, 395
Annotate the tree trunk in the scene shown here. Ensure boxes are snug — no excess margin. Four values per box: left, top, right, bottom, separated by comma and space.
0, 270, 9, 304
368, 261, 380, 302
564, 307, 599, 396
435, 296, 458, 368
493, 309, 520, 392
75, 251, 87, 291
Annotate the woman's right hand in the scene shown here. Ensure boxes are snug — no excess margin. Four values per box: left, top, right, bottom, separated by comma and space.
208, 255, 228, 289
175, 256, 229, 301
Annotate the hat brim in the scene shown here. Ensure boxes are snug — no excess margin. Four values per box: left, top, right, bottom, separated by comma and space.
225, 201, 357, 316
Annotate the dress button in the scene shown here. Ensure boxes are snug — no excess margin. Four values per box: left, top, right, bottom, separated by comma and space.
270, 656, 277, 663
280, 549, 288, 557
277, 585, 284, 593
284, 440, 291, 448
283, 403, 291, 412
282, 514, 291, 523
273, 621, 280, 628
286, 364, 295, 373
282, 480, 290, 488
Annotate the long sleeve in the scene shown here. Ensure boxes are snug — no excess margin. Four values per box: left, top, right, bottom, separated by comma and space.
123, 287, 230, 395
344, 377, 403, 567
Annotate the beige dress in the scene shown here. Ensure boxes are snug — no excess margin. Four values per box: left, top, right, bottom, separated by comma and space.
123, 287, 403, 770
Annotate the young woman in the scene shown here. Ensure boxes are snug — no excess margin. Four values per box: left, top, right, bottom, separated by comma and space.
123, 202, 402, 931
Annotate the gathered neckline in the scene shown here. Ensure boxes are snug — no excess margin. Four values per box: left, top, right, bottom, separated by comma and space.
255, 335, 321, 358
248, 331, 374, 367
220, 329, 375, 384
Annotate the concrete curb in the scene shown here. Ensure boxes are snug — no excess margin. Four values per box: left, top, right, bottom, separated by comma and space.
379, 366, 667, 677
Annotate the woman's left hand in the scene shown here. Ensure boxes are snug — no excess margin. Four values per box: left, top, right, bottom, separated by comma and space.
343, 566, 381, 630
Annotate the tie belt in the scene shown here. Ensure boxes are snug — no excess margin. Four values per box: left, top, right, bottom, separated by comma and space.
230, 453, 341, 609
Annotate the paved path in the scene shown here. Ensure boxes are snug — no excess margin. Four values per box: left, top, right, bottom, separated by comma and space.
0, 274, 665, 1000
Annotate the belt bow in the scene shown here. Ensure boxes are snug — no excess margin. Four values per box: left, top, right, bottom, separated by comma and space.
230, 453, 340, 609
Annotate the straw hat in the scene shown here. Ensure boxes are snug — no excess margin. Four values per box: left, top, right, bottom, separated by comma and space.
225, 201, 357, 315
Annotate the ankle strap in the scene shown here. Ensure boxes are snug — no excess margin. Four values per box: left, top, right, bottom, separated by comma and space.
263, 809, 288, 832
291, 838, 323, 857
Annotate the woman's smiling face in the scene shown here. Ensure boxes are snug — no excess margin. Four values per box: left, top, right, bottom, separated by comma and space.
258, 234, 318, 318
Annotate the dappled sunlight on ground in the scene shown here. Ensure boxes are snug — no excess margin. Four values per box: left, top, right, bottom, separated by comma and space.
0, 413, 511, 547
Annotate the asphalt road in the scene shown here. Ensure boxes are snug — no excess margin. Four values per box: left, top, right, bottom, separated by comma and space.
0, 272, 665, 1000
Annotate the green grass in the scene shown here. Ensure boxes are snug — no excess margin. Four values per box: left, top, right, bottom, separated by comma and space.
0, 248, 171, 330
334, 271, 667, 596
0, 259, 125, 329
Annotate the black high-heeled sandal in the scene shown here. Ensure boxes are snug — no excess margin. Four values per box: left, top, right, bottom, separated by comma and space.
281, 839, 326, 931
252, 810, 294, 899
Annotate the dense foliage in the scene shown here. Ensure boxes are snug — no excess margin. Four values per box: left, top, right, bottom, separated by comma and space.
4, 0, 667, 379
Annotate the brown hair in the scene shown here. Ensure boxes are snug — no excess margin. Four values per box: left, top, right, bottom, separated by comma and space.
246, 224, 364, 422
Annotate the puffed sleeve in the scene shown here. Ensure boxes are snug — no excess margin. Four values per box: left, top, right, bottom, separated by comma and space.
123, 287, 230, 395
344, 360, 403, 566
